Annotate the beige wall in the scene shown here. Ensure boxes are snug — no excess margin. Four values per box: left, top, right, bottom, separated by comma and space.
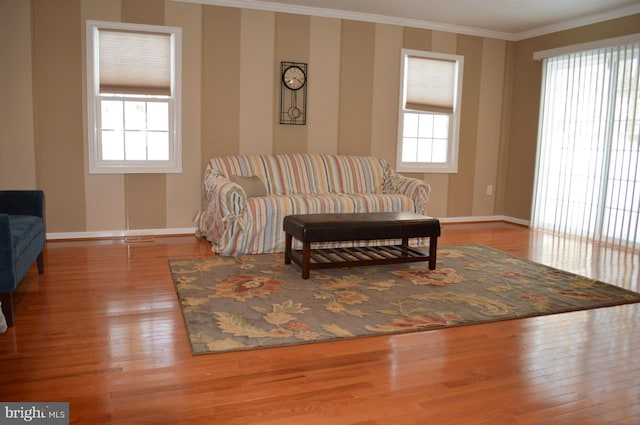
0, 0, 37, 189
32, 0, 86, 232
1, 0, 638, 233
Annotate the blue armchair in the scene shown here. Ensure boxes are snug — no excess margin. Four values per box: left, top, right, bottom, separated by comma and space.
0, 190, 46, 328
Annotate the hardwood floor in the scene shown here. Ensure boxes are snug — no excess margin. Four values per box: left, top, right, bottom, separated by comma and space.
1, 222, 638, 424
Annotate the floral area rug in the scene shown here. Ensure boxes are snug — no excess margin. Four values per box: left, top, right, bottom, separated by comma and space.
168, 244, 640, 355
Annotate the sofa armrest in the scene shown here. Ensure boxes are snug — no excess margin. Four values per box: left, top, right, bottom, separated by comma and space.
196, 170, 249, 238
0, 190, 45, 218
204, 171, 248, 216
386, 175, 431, 216
0, 214, 17, 291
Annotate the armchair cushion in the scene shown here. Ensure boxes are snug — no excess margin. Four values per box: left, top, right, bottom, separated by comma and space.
10, 216, 44, 260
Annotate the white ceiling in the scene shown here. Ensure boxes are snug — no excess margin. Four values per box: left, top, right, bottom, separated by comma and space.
178, 0, 640, 40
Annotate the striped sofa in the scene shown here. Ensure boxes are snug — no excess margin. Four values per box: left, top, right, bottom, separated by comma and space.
195, 153, 431, 256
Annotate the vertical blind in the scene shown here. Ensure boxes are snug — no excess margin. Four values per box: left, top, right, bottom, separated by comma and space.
531, 41, 640, 249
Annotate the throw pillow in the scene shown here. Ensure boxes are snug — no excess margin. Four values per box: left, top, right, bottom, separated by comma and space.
229, 175, 267, 197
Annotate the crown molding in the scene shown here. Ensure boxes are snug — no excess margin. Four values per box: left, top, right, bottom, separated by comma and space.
513, 3, 640, 41
172, 0, 640, 42
172, 0, 515, 40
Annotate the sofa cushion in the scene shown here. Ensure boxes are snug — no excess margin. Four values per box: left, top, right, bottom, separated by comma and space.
208, 154, 332, 195
326, 155, 390, 194
212, 193, 417, 255
229, 175, 267, 197
206, 153, 391, 196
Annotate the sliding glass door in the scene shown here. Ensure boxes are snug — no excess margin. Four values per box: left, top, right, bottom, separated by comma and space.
531, 41, 639, 249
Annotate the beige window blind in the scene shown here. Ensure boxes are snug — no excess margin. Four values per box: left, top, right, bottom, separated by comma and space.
405, 56, 456, 114
99, 29, 171, 96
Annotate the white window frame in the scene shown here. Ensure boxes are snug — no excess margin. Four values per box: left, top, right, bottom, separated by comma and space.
86, 20, 182, 174
396, 49, 463, 174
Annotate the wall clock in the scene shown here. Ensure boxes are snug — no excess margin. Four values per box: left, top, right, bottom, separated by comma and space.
279, 61, 307, 125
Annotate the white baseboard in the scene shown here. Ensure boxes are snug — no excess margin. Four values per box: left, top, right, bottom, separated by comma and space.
439, 215, 530, 226
45, 216, 529, 241
46, 227, 198, 240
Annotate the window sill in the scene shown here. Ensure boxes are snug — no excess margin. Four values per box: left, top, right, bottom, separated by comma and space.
396, 162, 458, 174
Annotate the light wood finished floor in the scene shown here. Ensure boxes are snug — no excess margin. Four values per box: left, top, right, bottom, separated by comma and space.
1, 222, 638, 425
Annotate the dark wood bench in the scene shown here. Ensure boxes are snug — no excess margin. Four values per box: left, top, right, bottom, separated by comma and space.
283, 212, 440, 279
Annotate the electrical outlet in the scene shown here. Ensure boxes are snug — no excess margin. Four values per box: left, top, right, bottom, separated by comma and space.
486, 185, 493, 196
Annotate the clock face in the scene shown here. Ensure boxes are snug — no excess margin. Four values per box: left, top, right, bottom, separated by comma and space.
282, 65, 306, 90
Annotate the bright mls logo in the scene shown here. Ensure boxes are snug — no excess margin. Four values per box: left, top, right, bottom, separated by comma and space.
1, 403, 68, 424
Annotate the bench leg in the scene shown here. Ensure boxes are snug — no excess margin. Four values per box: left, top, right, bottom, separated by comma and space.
302, 242, 311, 279
429, 235, 438, 270
401, 237, 409, 254
284, 233, 292, 265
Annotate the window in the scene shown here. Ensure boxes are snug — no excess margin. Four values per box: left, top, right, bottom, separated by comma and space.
396, 49, 463, 173
531, 38, 640, 249
86, 20, 182, 174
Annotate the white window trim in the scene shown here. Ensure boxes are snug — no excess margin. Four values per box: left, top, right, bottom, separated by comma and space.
86, 20, 182, 174
396, 48, 463, 174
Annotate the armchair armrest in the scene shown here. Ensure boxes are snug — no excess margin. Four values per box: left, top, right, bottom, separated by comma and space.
0, 190, 45, 218
0, 214, 17, 291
